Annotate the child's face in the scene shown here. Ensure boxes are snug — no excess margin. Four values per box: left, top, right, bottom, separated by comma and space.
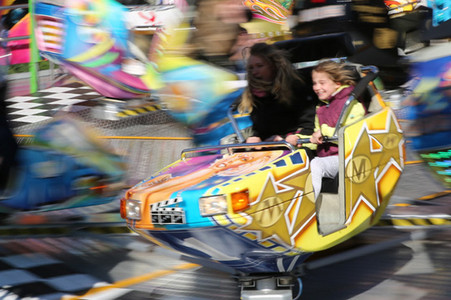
312, 70, 341, 100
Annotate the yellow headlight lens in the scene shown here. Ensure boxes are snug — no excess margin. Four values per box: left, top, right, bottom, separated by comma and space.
231, 190, 249, 212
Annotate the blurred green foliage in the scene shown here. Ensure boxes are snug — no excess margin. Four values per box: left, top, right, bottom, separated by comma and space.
8, 60, 50, 74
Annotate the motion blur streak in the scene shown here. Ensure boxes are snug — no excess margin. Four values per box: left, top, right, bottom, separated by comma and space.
63, 262, 199, 300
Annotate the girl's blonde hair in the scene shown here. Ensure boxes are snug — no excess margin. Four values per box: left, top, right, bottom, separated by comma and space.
312, 60, 357, 86
238, 43, 304, 113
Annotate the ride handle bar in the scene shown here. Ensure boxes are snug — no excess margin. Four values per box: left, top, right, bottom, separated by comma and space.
297, 138, 311, 144
296, 136, 338, 145
228, 103, 246, 143
181, 141, 297, 160
350, 67, 378, 100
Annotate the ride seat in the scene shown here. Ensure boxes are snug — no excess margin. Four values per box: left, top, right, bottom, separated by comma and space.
343, 64, 373, 113
316, 190, 346, 235
320, 175, 338, 194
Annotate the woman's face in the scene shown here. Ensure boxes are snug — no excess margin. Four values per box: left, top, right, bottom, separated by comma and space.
248, 55, 275, 82
312, 70, 341, 100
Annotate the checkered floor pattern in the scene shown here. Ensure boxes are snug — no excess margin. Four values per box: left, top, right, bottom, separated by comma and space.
6, 82, 101, 128
0, 238, 109, 300
0, 236, 152, 300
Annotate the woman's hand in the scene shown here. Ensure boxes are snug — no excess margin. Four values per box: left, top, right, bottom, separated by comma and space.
285, 134, 300, 147
310, 130, 323, 144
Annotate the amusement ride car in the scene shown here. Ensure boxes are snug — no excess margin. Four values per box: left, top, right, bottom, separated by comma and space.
29, 0, 410, 298
120, 58, 405, 298
117, 12, 406, 294
0, 20, 126, 220
0, 114, 126, 220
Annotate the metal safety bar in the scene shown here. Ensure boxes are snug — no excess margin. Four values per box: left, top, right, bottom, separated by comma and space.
181, 141, 296, 160
227, 103, 246, 143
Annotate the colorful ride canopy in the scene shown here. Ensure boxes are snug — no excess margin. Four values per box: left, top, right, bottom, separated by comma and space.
33, 0, 163, 99
242, 0, 293, 41
33, 0, 301, 145
33, 0, 295, 99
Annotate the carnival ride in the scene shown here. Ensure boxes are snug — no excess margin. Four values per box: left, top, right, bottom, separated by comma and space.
0, 115, 126, 219
32, 0, 166, 99
120, 20, 406, 296
10, 0, 449, 297
0, 14, 127, 219
2, 0, 294, 220
31, 0, 254, 146
116, 1, 451, 297
399, 17, 451, 189
33, 0, 451, 298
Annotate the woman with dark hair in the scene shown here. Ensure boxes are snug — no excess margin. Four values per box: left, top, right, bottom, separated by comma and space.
238, 43, 317, 146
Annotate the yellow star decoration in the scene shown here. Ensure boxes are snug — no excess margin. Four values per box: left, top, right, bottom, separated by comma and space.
239, 166, 313, 247
344, 123, 378, 221
280, 171, 316, 245
368, 111, 405, 171
344, 110, 404, 223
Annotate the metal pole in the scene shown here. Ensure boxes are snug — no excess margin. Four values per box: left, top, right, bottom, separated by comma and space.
28, 0, 39, 93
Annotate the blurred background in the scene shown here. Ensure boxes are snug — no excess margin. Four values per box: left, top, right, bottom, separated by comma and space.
0, 0, 450, 299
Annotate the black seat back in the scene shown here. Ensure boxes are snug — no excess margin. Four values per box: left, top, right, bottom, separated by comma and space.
321, 176, 339, 194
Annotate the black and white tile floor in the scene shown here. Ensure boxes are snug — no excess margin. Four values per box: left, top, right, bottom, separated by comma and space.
0, 254, 100, 299
0, 238, 115, 299
0, 235, 159, 300
6, 82, 101, 128
0, 235, 215, 300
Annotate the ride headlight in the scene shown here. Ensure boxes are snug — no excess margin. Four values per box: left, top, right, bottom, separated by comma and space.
123, 199, 142, 220
199, 195, 227, 216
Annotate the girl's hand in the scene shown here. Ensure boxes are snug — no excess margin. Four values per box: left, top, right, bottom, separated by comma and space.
311, 130, 323, 144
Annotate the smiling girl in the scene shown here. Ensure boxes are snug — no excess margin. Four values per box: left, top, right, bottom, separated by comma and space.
308, 60, 365, 200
